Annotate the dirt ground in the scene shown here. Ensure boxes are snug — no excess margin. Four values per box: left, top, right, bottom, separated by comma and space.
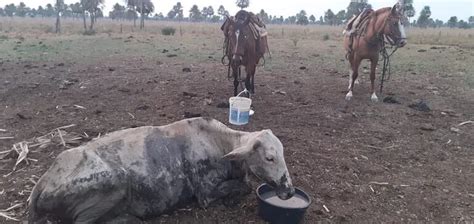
0, 20, 473, 223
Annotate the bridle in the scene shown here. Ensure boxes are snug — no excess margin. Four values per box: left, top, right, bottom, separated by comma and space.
367, 8, 407, 93
222, 18, 250, 82
378, 13, 407, 93
375, 9, 406, 47
231, 16, 250, 59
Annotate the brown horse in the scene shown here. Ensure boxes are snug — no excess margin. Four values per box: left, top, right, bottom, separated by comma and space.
343, 4, 407, 102
221, 10, 266, 96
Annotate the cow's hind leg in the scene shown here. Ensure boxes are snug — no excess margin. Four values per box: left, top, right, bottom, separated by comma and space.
72, 168, 128, 223
73, 188, 127, 224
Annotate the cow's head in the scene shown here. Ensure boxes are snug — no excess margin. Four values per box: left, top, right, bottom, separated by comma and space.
223, 130, 295, 200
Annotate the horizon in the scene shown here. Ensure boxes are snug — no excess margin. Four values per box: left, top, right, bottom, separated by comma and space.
0, 0, 472, 22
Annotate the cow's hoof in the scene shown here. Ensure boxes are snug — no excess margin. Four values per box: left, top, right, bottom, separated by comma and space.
223, 196, 242, 208
345, 91, 353, 101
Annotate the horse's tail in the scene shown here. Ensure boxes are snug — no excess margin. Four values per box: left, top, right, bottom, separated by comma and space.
345, 34, 354, 60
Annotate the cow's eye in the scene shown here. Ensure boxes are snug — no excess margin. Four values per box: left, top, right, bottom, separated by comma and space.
266, 157, 274, 162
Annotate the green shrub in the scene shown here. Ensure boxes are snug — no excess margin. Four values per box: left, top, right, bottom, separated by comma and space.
161, 27, 176, 36
83, 30, 96, 36
44, 26, 54, 33
291, 38, 299, 47
323, 34, 330, 41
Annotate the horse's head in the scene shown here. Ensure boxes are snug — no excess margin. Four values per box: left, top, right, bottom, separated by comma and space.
383, 3, 407, 47
221, 11, 252, 66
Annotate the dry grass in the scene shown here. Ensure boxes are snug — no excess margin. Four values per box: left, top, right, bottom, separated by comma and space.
1, 124, 82, 177
0, 17, 472, 88
1, 17, 473, 48
0, 16, 473, 224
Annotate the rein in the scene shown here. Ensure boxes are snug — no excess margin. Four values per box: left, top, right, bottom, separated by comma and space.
377, 14, 403, 93
221, 37, 243, 84
221, 36, 233, 81
354, 10, 402, 93
379, 42, 399, 93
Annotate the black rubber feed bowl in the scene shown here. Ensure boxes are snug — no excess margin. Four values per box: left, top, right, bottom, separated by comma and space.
256, 184, 311, 224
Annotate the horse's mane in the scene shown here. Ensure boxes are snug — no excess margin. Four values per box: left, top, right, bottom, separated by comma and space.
374, 7, 392, 16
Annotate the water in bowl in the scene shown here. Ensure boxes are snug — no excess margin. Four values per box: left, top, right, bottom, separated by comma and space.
261, 191, 308, 208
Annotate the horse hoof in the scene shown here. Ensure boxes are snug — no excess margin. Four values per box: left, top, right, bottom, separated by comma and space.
345, 91, 353, 101
371, 93, 379, 103
355, 79, 360, 85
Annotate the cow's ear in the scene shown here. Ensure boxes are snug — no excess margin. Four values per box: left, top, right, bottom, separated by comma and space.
222, 145, 250, 161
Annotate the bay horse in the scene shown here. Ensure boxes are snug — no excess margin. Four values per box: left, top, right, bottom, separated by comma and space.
343, 4, 407, 102
221, 10, 266, 96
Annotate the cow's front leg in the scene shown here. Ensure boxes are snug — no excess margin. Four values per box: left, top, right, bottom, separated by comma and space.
102, 214, 143, 224
196, 179, 251, 208
216, 179, 252, 198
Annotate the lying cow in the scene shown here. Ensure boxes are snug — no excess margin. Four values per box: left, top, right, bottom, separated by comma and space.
29, 117, 295, 223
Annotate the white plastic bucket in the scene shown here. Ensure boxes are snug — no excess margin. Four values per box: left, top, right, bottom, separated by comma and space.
229, 90, 252, 125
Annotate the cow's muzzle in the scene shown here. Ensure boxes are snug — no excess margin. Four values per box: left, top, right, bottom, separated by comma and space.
276, 185, 295, 200
274, 173, 295, 200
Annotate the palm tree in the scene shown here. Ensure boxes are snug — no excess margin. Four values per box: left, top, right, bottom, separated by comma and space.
80, 0, 104, 32
403, 0, 415, 24
236, 0, 249, 10
125, 0, 138, 26
136, 0, 154, 29
55, 0, 64, 33
189, 5, 202, 22
173, 2, 183, 21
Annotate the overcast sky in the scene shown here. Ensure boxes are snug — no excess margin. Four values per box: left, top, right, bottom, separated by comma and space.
0, 0, 472, 21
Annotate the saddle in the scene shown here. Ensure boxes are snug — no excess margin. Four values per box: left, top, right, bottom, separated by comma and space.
236, 10, 268, 58
248, 12, 268, 39
344, 9, 374, 56
343, 9, 374, 37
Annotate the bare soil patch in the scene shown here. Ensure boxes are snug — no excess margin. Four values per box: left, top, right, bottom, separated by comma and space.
1, 30, 473, 223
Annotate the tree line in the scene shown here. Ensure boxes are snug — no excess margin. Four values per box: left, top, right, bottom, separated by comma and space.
0, 0, 473, 29
0, 1, 105, 33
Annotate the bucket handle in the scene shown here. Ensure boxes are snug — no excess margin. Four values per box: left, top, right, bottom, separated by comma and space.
236, 89, 251, 98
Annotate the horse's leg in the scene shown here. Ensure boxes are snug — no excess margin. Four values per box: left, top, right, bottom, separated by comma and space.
233, 66, 239, 96
369, 57, 379, 102
348, 54, 355, 90
346, 55, 362, 101
250, 64, 256, 94
244, 66, 252, 94
251, 73, 255, 94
